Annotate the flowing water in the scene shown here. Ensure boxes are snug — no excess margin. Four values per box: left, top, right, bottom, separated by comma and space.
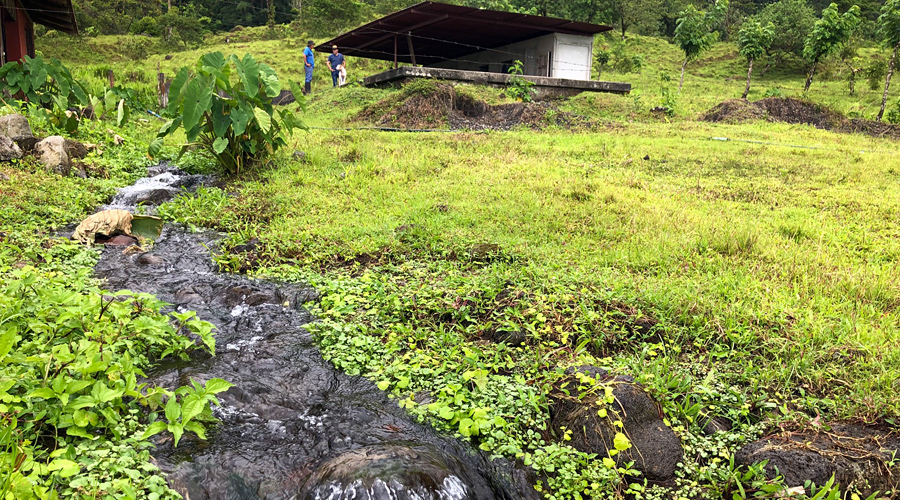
93, 165, 537, 500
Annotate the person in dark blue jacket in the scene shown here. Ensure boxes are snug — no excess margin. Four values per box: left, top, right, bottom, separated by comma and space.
327, 45, 346, 87
303, 40, 315, 94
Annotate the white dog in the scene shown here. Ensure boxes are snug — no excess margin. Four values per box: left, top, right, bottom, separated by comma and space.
337, 64, 347, 86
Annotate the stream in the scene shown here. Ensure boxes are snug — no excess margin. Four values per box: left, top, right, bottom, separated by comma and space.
92, 165, 537, 500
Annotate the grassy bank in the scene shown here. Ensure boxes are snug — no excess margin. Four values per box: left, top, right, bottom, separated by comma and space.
153, 78, 900, 497
21, 24, 900, 497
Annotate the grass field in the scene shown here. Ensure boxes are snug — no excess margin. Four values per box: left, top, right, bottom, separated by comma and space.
21, 26, 900, 498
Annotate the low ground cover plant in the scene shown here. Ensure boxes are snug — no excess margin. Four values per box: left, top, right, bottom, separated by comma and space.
0, 118, 230, 499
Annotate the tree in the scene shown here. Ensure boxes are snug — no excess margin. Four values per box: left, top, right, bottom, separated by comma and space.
839, 38, 862, 95
802, 3, 861, 93
876, 0, 900, 121
737, 19, 774, 98
755, 0, 816, 74
674, 0, 727, 92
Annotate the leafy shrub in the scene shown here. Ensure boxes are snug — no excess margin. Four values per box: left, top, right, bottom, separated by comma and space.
0, 266, 230, 498
130, 16, 161, 36
149, 52, 305, 176
506, 60, 535, 102
865, 58, 887, 91
886, 98, 900, 124
123, 36, 153, 60
0, 55, 89, 131
763, 87, 785, 98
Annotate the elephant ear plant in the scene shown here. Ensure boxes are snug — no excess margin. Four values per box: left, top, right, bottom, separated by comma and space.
149, 52, 306, 175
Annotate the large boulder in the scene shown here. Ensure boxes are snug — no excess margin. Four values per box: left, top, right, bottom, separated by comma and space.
0, 136, 23, 161
550, 366, 683, 483
0, 113, 33, 139
34, 136, 71, 176
735, 424, 900, 497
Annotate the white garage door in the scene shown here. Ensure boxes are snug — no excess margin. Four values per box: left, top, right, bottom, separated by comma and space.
554, 43, 590, 80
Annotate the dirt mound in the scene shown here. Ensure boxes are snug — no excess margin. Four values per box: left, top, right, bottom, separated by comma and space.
702, 97, 900, 139
357, 82, 596, 131
701, 99, 767, 123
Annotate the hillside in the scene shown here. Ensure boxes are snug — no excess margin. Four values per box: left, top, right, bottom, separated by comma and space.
36, 27, 897, 120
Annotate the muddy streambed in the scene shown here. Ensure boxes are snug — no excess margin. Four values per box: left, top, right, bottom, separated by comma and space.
93, 166, 535, 500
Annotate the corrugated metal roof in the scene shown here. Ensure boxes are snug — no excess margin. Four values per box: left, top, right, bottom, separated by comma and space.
316, 2, 611, 66
22, 0, 78, 34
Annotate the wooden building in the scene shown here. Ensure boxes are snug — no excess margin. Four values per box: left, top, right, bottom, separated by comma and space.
1, 0, 78, 64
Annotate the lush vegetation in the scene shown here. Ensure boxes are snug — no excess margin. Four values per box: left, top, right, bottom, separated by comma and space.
149, 52, 305, 174
154, 72, 900, 498
0, 103, 228, 498
12, 1, 900, 496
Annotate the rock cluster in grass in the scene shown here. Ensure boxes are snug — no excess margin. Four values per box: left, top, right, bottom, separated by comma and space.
0, 113, 98, 177
736, 424, 900, 497
550, 365, 684, 484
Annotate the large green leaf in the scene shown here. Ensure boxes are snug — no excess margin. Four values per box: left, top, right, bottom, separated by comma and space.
0, 325, 16, 361
231, 105, 251, 136
204, 378, 233, 394
148, 137, 164, 159
238, 54, 260, 98
212, 99, 231, 137
168, 66, 191, 109
199, 52, 225, 72
253, 108, 272, 134
213, 137, 229, 154
182, 77, 214, 141
259, 63, 281, 97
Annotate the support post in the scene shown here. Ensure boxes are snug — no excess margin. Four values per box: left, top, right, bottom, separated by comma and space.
108, 70, 114, 88
406, 33, 417, 67
394, 35, 398, 69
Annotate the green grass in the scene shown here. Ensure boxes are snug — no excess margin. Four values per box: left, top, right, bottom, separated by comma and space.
30, 25, 900, 498
155, 109, 900, 496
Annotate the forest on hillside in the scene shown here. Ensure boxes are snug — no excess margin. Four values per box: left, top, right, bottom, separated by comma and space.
69, 0, 885, 41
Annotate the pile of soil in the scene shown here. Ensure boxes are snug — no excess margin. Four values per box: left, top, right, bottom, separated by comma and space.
356, 83, 595, 131
702, 97, 900, 140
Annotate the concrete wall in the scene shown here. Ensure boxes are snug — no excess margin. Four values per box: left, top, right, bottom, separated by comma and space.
431, 33, 593, 81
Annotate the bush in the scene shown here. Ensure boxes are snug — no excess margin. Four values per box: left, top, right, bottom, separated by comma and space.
149, 52, 306, 176
0, 55, 89, 132
129, 15, 160, 36
0, 266, 229, 498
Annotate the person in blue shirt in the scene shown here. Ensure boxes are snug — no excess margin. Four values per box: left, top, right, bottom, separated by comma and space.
327, 45, 346, 87
303, 40, 315, 94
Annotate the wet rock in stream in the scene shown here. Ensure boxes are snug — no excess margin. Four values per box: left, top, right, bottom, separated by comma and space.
93, 166, 534, 500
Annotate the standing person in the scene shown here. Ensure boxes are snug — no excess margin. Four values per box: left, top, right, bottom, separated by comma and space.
327, 45, 346, 87
303, 40, 315, 94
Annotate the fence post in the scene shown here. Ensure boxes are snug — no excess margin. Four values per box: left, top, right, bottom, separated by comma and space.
107, 69, 115, 88
157, 63, 169, 109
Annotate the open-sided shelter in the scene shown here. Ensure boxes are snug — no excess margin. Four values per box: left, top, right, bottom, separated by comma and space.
318, 2, 630, 95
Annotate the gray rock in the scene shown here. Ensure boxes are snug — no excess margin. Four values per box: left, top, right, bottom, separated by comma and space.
0, 136, 23, 161
485, 328, 527, 347
34, 136, 71, 176
137, 253, 165, 266
0, 114, 34, 142
551, 366, 683, 483
735, 424, 900, 497
0, 172, 9, 181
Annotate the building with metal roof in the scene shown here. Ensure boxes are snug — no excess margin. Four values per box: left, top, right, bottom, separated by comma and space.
317, 2, 630, 96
